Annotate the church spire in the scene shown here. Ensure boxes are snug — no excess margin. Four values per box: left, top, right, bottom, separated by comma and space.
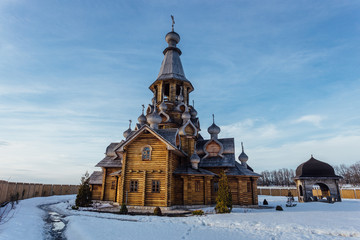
156, 16, 187, 82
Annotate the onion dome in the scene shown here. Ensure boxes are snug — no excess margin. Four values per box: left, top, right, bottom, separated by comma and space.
190, 143, 200, 170
177, 86, 184, 102
181, 106, 191, 122
295, 156, 341, 178
190, 100, 197, 118
165, 31, 180, 47
208, 114, 221, 139
123, 120, 132, 139
238, 142, 248, 165
138, 104, 147, 125
159, 100, 168, 112
147, 101, 162, 129
190, 107, 197, 119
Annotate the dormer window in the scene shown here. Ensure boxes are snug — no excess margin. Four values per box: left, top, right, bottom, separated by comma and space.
142, 145, 152, 161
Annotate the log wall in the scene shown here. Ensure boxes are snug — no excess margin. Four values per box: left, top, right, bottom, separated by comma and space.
0, 180, 79, 204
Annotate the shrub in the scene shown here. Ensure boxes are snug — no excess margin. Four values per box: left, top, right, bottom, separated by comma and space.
276, 205, 283, 211
215, 171, 232, 214
263, 199, 268, 205
71, 205, 79, 210
75, 172, 92, 207
192, 210, 204, 215
154, 206, 162, 216
119, 203, 128, 214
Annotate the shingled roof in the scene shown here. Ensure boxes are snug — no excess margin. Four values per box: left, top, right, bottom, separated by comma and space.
89, 171, 103, 185
174, 165, 217, 176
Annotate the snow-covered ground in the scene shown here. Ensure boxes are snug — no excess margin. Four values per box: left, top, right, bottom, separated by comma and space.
0, 195, 359, 240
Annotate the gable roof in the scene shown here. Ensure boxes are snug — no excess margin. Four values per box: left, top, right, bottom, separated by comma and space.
115, 125, 186, 156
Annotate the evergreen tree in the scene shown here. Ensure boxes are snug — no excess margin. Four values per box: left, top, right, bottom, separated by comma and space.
75, 171, 92, 207
215, 171, 232, 213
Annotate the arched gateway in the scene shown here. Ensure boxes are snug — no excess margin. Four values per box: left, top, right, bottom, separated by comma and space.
294, 156, 342, 202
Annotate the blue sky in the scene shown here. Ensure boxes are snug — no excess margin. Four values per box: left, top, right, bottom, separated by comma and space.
0, 0, 359, 184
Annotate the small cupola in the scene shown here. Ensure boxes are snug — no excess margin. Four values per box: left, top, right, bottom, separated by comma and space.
146, 100, 162, 129
207, 114, 221, 139
137, 105, 147, 126
190, 100, 197, 119
181, 105, 191, 123
190, 143, 201, 169
238, 142, 248, 166
123, 120, 132, 139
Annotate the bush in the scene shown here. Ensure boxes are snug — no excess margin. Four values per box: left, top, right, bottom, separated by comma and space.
75, 172, 92, 207
154, 206, 162, 216
192, 210, 204, 215
263, 199, 268, 205
119, 203, 128, 214
215, 171, 232, 214
71, 205, 79, 210
275, 205, 283, 211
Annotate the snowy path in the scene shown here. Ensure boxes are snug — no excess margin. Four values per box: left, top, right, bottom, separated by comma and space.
1, 195, 360, 240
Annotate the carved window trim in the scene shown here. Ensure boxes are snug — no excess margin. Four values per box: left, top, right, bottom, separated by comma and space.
142, 145, 152, 161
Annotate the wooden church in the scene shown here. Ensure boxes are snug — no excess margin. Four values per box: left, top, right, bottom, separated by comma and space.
89, 24, 260, 207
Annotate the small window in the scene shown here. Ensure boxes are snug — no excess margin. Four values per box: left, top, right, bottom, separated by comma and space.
152, 180, 160, 193
176, 84, 181, 95
247, 181, 251, 192
111, 181, 116, 190
195, 180, 200, 192
130, 180, 138, 192
142, 146, 151, 161
164, 83, 170, 98
214, 182, 219, 193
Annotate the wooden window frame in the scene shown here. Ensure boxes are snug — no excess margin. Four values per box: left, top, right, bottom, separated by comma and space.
195, 180, 200, 192
130, 180, 139, 192
152, 180, 160, 193
141, 145, 152, 161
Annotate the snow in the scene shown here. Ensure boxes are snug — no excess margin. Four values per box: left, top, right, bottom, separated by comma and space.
1, 195, 360, 240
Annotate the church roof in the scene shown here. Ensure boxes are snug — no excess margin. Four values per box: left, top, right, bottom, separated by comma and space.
173, 165, 217, 176
294, 156, 342, 179
226, 162, 261, 177
95, 156, 122, 168
157, 45, 187, 82
89, 171, 103, 185
196, 138, 235, 155
199, 154, 236, 168
197, 138, 236, 167
115, 125, 186, 156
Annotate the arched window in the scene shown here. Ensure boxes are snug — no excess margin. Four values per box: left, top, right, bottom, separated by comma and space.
142, 145, 151, 161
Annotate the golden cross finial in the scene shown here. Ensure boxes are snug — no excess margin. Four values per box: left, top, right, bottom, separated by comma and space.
171, 15, 175, 31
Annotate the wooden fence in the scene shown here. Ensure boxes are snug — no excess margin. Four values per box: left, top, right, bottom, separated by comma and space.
0, 180, 79, 204
257, 187, 360, 199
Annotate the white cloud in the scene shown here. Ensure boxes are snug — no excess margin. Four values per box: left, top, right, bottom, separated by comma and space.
293, 115, 325, 127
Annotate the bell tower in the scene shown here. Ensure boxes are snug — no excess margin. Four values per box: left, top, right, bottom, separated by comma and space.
147, 17, 197, 130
